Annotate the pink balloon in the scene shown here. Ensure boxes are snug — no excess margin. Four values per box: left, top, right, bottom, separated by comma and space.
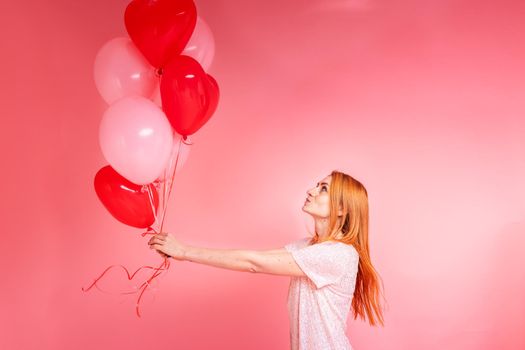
150, 81, 162, 108
150, 16, 215, 108
181, 16, 215, 71
94, 37, 157, 105
156, 133, 192, 182
99, 96, 173, 185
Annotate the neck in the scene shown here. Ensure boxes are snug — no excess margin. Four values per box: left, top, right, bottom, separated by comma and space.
314, 217, 344, 240
314, 218, 329, 239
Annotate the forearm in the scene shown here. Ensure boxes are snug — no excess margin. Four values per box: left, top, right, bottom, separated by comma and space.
183, 245, 257, 273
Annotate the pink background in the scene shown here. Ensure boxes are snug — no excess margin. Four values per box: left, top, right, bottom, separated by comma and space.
1, 0, 524, 349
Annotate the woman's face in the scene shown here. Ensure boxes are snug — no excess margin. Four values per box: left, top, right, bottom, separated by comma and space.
302, 175, 332, 218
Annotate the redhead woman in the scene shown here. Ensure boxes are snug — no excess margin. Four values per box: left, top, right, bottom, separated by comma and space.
148, 170, 386, 350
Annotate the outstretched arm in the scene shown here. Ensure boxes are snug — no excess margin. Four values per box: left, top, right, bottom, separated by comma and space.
183, 246, 257, 273
184, 245, 306, 278
148, 232, 306, 277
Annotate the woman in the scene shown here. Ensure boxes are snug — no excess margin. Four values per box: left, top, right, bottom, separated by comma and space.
148, 170, 386, 349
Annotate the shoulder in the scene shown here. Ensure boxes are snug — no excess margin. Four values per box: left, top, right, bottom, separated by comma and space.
321, 241, 359, 260
286, 238, 358, 258
335, 241, 358, 253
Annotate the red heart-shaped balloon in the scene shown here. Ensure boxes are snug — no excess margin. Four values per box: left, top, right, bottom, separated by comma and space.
124, 0, 197, 69
94, 165, 159, 229
160, 55, 220, 137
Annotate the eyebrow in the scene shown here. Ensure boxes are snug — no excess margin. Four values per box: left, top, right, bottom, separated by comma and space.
317, 182, 329, 187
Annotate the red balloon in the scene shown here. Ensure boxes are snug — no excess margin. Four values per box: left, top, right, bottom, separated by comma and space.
124, 0, 197, 69
94, 165, 159, 229
160, 55, 220, 137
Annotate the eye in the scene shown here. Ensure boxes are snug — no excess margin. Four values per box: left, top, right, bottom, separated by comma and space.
321, 186, 327, 192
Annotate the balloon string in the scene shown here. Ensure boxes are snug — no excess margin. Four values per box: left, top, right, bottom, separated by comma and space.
158, 74, 168, 229
81, 263, 168, 293
82, 226, 170, 318
82, 252, 171, 317
140, 134, 193, 315
145, 185, 158, 224
135, 257, 170, 317
162, 165, 167, 220
157, 133, 193, 233
141, 226, 158, 237
159, 136, 184, 234
81, 262, 168, 293
160, 160, 169, 230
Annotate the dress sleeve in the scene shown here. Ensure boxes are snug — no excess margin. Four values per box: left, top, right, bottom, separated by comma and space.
287, 242, 353, 289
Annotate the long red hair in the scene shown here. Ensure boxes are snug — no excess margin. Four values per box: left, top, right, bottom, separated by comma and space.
308, 170, 386, 326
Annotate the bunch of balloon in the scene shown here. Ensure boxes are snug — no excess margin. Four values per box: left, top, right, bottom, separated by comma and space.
83, 0, 219, 318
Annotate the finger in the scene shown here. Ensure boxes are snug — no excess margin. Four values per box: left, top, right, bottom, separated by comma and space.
150, 243, 163, 250
151, 241, 163, 248
149, 236, 166, 244
152, 235, 166, 242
